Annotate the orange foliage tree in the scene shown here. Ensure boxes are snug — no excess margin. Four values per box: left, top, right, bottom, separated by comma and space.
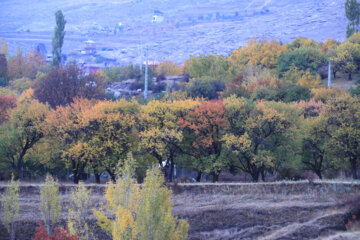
0, 95, 17, 125
178, 100, 229, 182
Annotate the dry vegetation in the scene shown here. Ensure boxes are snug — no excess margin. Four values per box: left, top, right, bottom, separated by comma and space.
1, 181, 360, 239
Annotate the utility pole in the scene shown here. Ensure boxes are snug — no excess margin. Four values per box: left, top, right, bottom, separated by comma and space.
139, 43, 143, 72
144, 46, 148, 99
328, 61, 331, 88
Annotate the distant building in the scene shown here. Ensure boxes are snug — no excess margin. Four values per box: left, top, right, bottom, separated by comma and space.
114, 22, 128, 34
152, 10, 164, 23
84, 40, 96, 55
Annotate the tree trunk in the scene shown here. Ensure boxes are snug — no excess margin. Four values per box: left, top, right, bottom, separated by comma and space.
349, 73, 352, 80
16, 148, 27, 180
315, 170, 323, 179
10, 221, 15, 240
251, 171, 260, 182
74, 174, 79, 184
211, 172, 219, 182
351, 159, 358, 179
107, 170, 116, 183
333, 70, 336, 79
196, 171, 202, 182
260, 169, 266, 182
169, 159, 174, 182
94, 171, 100, 184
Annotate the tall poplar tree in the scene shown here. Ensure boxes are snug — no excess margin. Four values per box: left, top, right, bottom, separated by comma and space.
345, 0, 360, 38
52, 10, 66, 66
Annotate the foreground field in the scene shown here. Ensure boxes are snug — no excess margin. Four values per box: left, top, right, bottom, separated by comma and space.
1, 181, 360, 240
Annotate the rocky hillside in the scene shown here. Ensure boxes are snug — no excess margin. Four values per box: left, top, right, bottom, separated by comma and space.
0, 0, 347, 64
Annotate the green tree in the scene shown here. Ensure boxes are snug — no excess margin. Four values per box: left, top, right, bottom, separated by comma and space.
326, 95, 360, 179
278, 47, 324, 76
1, 175, 19, 240
40, 174, 62, 234
2, 90, 50, 179
52, 10, 66, 66
345, 0, 360, 38
223, 97, 293, 181
301, 115, 334, 179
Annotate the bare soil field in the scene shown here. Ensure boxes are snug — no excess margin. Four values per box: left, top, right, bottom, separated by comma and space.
1, 181, 360, 240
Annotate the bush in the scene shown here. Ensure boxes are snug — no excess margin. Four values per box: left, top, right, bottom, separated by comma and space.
186, 77, 225, 99
275, 85, 311, 103
156, 61, 183, 77
33, 221, 79, 240
152, 82, 167, 93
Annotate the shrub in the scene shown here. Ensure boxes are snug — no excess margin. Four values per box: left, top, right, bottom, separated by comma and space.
33, 221, 79, 240
156, 61, 183, 77
275, 85, 311, 103
186, 76, 225, 99
152, 82, 167, 93
311, 87, 349, 103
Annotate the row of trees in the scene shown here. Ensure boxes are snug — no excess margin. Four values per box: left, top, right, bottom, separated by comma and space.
1, 167, 188, 240
0, 85, 359, 182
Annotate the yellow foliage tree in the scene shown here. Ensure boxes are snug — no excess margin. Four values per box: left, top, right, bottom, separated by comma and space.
67, 182, 93, 240
40, 174, 62, 234
1, 175, 19, 240
156, 61, 183, 77
94, 155, 188, 240
229, 38, 287, 69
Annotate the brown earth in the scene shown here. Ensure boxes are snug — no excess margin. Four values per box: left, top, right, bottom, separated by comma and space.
1, 181, 360, 240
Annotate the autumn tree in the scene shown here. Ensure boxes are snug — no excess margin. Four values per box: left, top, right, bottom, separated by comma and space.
156, 61, 183, 78
40, 175, 62, 235
223, 97, 292, 181
34, 65, 105, 109
7, 49, 47, 81
67, 182, 93, 240
52, 10, 66, 66
186, 54, 236, 83
0, 38, 9, 56
139, 99, 200, 181
80, 99, 139, 182
300, 114, 334, 179
44, 98, 94, 183
1, 175, 19, 240
0, 90, 50, 178
178, 100, 229, 182
331, 41, 360, 80
0, 95, 16, 125
326, 95, 360, 179
94, 159, 188, 240
229, 38, 287, 70
287, 37, 320, 50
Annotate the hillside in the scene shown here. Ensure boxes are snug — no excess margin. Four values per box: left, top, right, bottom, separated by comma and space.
0, 0, 347, 64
